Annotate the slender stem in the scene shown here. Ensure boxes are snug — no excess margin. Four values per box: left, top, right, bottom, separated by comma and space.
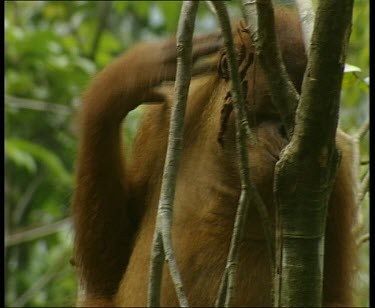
356, 233, 369, 246
212, 2, 274, 306
148, 2, 199, 307
148, 231, 165, 307
295, 0, 315, 55
357, 170, 369, 205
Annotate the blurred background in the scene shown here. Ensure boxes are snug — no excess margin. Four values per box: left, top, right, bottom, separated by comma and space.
4, 1, 369, 307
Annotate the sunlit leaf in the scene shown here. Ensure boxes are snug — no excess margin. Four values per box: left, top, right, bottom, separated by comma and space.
5, 139, 37, 173
344, 63, 361, 73
5, 138, 72, 186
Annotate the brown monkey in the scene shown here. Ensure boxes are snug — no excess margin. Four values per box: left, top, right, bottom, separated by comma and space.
72, 8, 357, 307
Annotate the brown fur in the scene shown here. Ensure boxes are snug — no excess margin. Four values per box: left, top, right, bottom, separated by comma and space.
72, 8, 357, 307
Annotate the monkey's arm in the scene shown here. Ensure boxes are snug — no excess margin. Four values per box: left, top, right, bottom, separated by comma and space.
72, 36, 221, 304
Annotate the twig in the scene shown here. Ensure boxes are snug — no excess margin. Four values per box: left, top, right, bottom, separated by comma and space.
148, 232, 165, 306
295, 0, 315, 54
148, 2, 199, 307
5, 218, 72, 247
5, 95, 72, 115
355, 121, 369, 140
211, 2, 274, 306
356, 233, 369, 246
351, 120, 370, 211
241, 0, 300, 137
10, 253, 71, 307
205, 0, 217, 15
12, 173, 44, 224
357, 170, 369, 205
89, 1, 112, 60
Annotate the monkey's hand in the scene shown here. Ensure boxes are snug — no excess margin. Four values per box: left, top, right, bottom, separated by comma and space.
82, 33, 222, 125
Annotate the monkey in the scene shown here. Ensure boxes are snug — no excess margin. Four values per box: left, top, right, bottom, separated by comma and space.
72, 7, 358, 307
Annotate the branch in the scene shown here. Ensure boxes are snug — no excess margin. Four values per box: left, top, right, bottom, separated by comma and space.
350, 120, 369, 207
5, 218, 72, 247
148, 2, 199, 307
241, 0, 300, 137
10, 253, 71, 307
211, 2, 274, 306
356, 233, 369, 246
5, 95, 72, 115
12, 173, 44, 224
273, 0, 354, 306
295, 0, 353, 150
89, 1, 112, 60
204, 0, 217, 15
148, 232, 165, 307
355, 120, 369, 141
357, 170, 369, 205
295, 0, 315, 54
350, 120, 369, 234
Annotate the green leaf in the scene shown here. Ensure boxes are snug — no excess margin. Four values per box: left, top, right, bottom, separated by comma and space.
159, 2, 181, 32
113, 1, 129, 13
132, 2, 150, 18
342, 72, 357, 89
5, 138, 72, 186
5, 139, 37, 173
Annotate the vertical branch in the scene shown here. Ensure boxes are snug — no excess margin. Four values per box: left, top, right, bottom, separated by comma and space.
295, 0, 315, 54
89, 1, 112, 60
351, 120, 369, 233
357, 170, 369, 204
148, 2, 199, 307
242, 0, 300, 137
273, 0, 355, 305
211, 1, 274, 307
148, 232, 165, 307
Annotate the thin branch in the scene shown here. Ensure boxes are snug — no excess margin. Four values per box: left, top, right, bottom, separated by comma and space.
356, 233, 369, 246
12, 173, 44, 224
5, 218, 72, 247
10, 253, 71, 307
212, 2, 274, 306
241, 0, 300, 137
5, 95, 72, 115
205, 0, 217, 15
357, 170, 369, 205
355, 120, 369, 140
148, 2, 199, 307
148, 232, 165, 307
89, 1, 112, 60
295, 0, 315, 55
351, 119, 369, 215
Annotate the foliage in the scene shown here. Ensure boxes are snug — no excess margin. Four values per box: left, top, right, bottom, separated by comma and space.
4, 1, 368, 307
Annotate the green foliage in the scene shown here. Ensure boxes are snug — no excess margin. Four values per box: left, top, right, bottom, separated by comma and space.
5, 1, 368, 307
6, 138, 72, 186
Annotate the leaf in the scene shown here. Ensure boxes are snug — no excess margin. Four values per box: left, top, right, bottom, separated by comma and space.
113, 1, 129, 13
5, 138, 72, 186
159, 2, 181, 32
342, 72, 357, 89
344, 63, 362, 73
5, 139, 37, 173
